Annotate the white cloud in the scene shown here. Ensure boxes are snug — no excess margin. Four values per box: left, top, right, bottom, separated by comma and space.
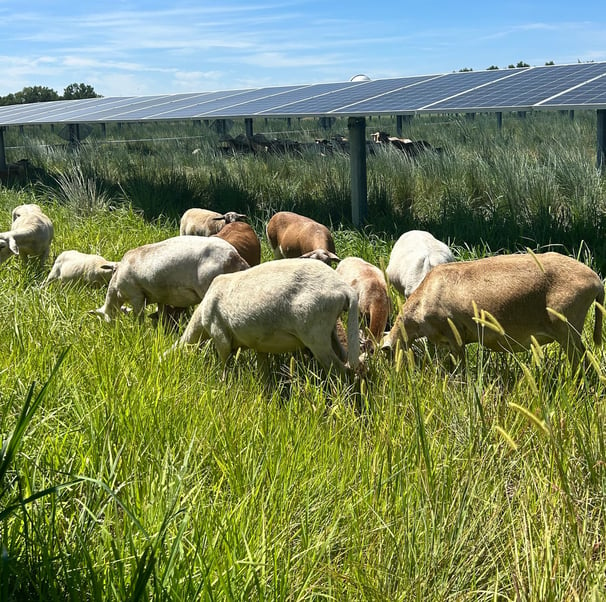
171, 70, 226, 92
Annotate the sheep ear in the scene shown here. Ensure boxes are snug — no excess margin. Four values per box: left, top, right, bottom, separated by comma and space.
100, 263, 118, 272
8, 236, 19, 255
212, 216, 225, 221
327, 252, 341, 263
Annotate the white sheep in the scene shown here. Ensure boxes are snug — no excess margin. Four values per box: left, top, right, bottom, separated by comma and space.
91, 236, 249, 322
0, 203, 53, 265
43, 250, 118, 287
179, 208, 246, 236
169, 258, 360, 380
381, 251, 604, 371
266, 211, 339, 264
386, 230, 454, 297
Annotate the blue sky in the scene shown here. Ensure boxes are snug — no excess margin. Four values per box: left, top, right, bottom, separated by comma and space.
1, 0, 605, 98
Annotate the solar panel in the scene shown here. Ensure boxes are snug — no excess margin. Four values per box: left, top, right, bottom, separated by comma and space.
538, 73, 606, 109
328, 69, 522, 115
253, 75, 437, 116
37, 94, 195, 123
0, 96, 133, 124
425, 62, 606, 111
1, 61, 606, 127
199, 81, 366, 118
99, 90, 254, 121
152, 84, 332, 119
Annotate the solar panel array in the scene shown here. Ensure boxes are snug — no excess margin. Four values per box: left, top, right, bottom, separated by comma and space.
1, 62, 606, 127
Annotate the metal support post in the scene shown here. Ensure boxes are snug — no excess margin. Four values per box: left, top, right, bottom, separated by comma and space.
348, 116, 368, 227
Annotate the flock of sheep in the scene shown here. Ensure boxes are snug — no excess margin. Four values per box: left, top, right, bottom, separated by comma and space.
1, 203, 604, 381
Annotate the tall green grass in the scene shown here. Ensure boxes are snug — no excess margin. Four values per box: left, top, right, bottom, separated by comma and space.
1, 111, 606, 599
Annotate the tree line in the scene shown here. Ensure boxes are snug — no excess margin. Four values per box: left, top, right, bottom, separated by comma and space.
0, 83, 100, 106
458, 61, 553, 72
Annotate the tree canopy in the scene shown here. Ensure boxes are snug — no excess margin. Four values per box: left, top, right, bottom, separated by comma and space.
0, 83, 101, 106
62, 83, 100, 100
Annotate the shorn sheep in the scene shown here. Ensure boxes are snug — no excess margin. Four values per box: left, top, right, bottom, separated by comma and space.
169, 259, 360, 380
386, 230, 454, 297
335, 256, 390, 349
92, 236, 249, 322
44, 250, 118, 287
179, 208, 247, 237
266, 211, 339, 264
381, 251, 604, 372
212, 221, 261, 267
0, 203, 53, 265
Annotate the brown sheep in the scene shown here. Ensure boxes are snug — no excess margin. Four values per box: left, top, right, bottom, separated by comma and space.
381, 251, 604, 372
213, 221, 261, 267
266, 211, 339, 265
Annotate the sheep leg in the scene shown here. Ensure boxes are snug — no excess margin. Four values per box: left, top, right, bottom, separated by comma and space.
177, 314, 211, 348
256, 352, 272, 385
92, 286, 122, 322
40, 247, 50, 266
446, 343, 466, 371
307, 344, 349, 379
331, 322, 348, 363
128, 293, 147, 321
554, 325, 585, 375
42, 272, 58, 287
208, 324, 235, 380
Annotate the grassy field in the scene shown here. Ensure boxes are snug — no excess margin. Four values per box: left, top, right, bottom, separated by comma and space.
2, 112, 606, 600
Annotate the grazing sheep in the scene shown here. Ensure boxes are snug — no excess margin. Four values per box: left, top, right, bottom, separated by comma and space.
371, 131, 435, 156
43, 250, 118, 287
386, 230, 454, 297
0, 203, 53, 265
213, 221, 261, 266
381, 251, 604, 371
179, 208, 246, 236
91, 236, 249, 322
170, 258, 360, 380
335, 256, 390, 348
266, 211, 339, 265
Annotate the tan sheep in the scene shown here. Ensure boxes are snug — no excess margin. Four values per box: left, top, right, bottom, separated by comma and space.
335, 256, 391, 349
179, 208, 246, 236
91, 236, 249, 322
381, 251, 604, 372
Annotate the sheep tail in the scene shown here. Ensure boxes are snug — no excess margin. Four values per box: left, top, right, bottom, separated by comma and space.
346, 291, 360, 370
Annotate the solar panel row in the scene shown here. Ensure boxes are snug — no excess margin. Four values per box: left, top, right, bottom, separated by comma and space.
1, 61, 606, 127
